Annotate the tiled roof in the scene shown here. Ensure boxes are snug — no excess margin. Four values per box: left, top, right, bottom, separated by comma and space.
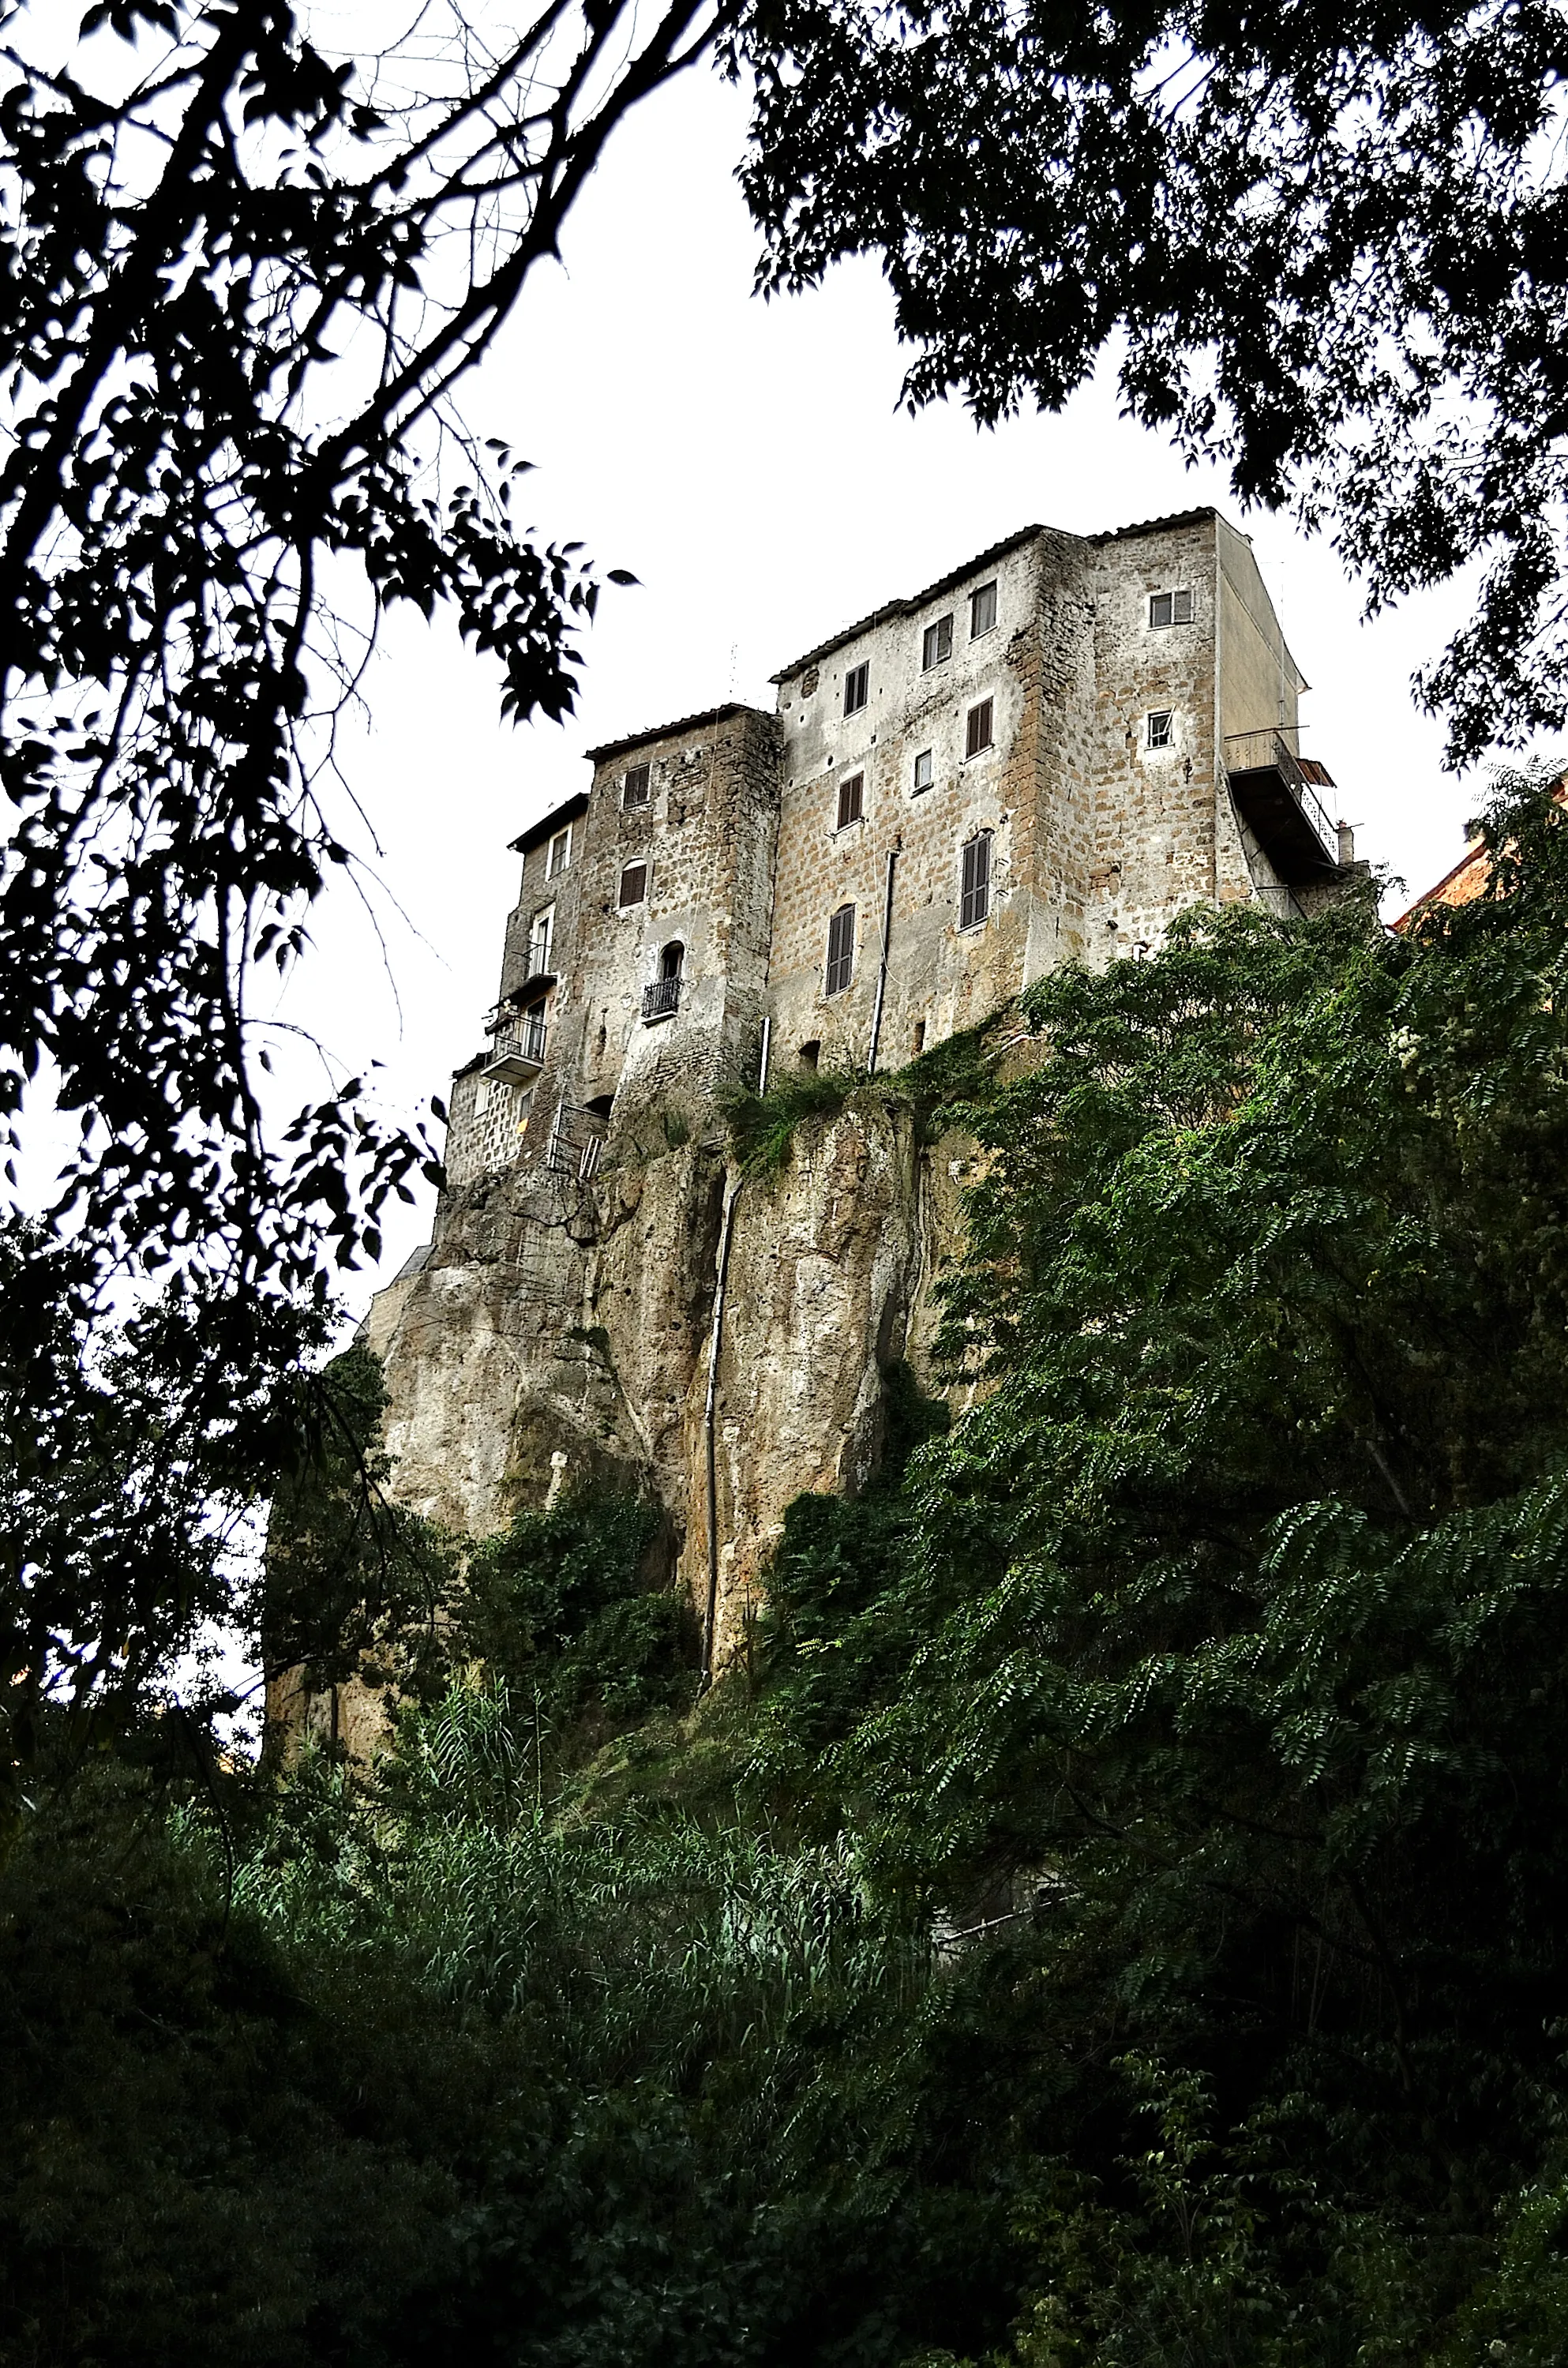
769, 524, 1049, 685
770, 509, 1227, 684
583, 702, 772, 766
1088, 506, 1221, 545
507, 790, 590, 856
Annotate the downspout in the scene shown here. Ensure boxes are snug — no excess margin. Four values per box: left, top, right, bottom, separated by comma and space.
866, 842, 900, 1076
700, 1170, 742, 1686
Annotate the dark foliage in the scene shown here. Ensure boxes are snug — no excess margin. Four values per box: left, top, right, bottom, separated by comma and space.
732, 0, 1568, 762
0, 0, 717, 1301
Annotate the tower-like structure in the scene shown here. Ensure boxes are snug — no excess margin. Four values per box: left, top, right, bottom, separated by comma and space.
445, 507, 1345, 1193
362, 506, 1357, 1661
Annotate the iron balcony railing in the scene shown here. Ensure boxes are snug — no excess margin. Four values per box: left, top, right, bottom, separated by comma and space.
482, 1006, 548, 1083
1223, 727, 1337, 861
642, 976, 681, 1023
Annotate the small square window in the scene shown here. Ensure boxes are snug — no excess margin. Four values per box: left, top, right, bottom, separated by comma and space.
921, 614, 954, 670
966, 698, 994, 758
618, 861, 647, 906
970, 580, 998, 636
623, 763, 651, 807
1149, 588, 1193, 629
843, 662, 869, 715
836, 771, 865, 830
546, 824, 572, 878
1147, 710, 1174, 749
912, 749, 934, 794
825, 903, 856, 996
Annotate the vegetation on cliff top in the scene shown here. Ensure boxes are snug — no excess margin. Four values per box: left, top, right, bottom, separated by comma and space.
12, 775, 1568, 2361
718, 1017, 1007, 1176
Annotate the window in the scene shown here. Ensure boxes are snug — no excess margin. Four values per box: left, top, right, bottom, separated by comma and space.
966, 698, 994, 758
843, 662, 868, 715
1149, 588, 1193, 629
825, 903, 855, 995
527, 904, 554, 975
836, 771, 865, 829
617, 861, 647, 906
960, 831, 992, 930
913, 1019, 927, 1055
643, 942, 684, 1023
798, 1040, 821, 1071
912, 749, 934, 794
970, 580, 998, 637
546, 824, 572, 878
921, 614, 953, 669
624, 763, 651, 807
1146, 710, 1174, 749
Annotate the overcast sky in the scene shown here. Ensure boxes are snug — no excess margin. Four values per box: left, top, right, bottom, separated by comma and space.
276, 50, 1506, 1323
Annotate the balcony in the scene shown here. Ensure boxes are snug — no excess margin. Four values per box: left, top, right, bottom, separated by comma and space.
642, 976, 681, 1023
1224, 728, 1338, 884
482, 1008, 548, 1085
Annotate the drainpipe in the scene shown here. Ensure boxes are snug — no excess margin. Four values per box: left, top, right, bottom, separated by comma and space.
757, 1014, 771, 1095
866, 842, 900, 1076
700, 1171, 742, 1685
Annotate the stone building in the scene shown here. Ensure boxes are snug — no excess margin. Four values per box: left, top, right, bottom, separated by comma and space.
358, 506, 1359, 1679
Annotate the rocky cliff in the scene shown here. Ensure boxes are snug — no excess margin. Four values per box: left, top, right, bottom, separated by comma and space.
362, 1086, 978, 1672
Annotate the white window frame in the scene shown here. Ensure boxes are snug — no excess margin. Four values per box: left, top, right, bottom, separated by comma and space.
912, 749, 934, 794
1148, 588, 1193, 629
528, 902, 555, 973
546, 824, 572, 878
1146, 710, 1175, 749
617, 861, 648, 909
921, 614, 954, 670
965, 698, 994, 759
970, 580, 998, 637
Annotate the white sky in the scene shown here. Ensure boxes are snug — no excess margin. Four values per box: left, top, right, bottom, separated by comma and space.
277, 60, 1505, 1322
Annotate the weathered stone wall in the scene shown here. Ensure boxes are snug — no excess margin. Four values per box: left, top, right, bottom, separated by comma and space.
339, 505, 1360, 1730
767, 529, 1056, 1070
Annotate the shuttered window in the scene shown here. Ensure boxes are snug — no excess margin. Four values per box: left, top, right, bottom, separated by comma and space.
843, 662, 868, 715
960, 832, 992, 930
825, 903, 855, 995
623, 763, 651, 806
836, 771, 864, 829
921, 614, 953, 669
618, 862, 647, 906
966, 698, 993, 758
1149, 588, 1193, 629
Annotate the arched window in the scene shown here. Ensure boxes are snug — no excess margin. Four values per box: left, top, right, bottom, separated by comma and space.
643, 944, 684, 1024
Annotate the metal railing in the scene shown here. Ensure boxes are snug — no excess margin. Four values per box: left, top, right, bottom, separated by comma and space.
546, 1105, 609, 1181
642, 976, 681, 1023
483, 1006, 548, 1068
1223, 728, 1336, 859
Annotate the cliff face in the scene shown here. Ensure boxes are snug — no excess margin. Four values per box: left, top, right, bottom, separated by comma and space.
362, 1095, 973, 1667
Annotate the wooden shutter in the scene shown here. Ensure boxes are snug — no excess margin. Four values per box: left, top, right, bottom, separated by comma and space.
960, 832, 992, 929
825, 903, 855, 994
